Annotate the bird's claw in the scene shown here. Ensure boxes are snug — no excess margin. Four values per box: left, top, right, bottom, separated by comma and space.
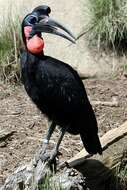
38, 149, 58, 164
33, 146, 49, 166
33, 146, 62, 168
40, 152, 50, 162
48, 151, 58, 163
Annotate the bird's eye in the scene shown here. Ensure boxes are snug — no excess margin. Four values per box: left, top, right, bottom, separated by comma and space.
25, 15, 38, 25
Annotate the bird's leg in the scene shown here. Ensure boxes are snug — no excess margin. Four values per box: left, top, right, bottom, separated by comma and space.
34, 121, 57, 164
42, 121, 56, 154
49, 126, 68, 163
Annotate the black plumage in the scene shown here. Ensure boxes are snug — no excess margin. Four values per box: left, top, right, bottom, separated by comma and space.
20, 5, 102, 161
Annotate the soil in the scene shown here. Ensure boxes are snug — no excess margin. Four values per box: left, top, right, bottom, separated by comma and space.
0, 78, 127, 187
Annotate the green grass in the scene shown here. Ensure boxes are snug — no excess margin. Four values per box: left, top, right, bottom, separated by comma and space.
38, 175, 63, 190
116, 153, 127, 190
109, 151, 127, 190
84, 0, 127, 51
122, 63, 127, 76
0, 13, 22, 83
38, 176, 53, 190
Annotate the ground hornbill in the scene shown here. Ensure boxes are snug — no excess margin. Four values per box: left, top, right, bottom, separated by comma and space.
20, 5, 102, 163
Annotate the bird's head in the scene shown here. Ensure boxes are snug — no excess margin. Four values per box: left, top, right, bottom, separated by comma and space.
22, 5, 76, 54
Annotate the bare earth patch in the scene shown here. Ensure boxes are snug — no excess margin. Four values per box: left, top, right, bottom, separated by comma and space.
0, 78, 127, 187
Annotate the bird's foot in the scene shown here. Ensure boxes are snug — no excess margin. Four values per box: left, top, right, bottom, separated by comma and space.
35, 150, 59, 172
33, 145, 62, 169
48, 150, 58, 163
47, 150, 60, 172
33, 144, 49, 166
37, 139, 50, 161
37, 148, 58, 164
40, 151, 50, 162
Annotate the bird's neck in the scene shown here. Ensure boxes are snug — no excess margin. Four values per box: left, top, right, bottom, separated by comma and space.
27, 49, 45, 58
35, 51, 45, 58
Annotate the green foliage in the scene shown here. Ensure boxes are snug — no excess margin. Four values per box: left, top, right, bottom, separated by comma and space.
86, 0, 127, 51
116, 154, 127, 189
0, 13, 22, 83
123, 64, 127, 73
38, 176, 52, 190
38, 175, 63, 190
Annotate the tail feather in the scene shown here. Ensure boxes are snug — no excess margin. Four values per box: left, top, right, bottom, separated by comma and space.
76, 103, 102, 155
80, 131, 102, 155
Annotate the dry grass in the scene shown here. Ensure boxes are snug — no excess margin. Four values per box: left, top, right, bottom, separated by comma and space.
0, 0, 44, 83
0, 7, 22, 83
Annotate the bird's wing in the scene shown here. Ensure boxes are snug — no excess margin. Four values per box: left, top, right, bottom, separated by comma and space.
35, 56, 89, 114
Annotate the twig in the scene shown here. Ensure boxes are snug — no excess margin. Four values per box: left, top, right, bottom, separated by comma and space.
91, 100, 119, 107
0, 130, 16, 141
91, 97, 119, 107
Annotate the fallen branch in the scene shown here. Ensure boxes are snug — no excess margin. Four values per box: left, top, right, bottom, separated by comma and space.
67, 121, 127, 167
91, 97, 119, 107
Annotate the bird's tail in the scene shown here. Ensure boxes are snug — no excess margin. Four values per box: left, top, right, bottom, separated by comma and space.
80, 130, 102, 155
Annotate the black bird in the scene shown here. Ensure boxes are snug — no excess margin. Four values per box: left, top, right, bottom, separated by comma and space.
21, 5, 102, 162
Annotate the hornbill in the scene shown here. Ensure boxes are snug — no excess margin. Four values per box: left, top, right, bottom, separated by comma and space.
21, 5, 102, 162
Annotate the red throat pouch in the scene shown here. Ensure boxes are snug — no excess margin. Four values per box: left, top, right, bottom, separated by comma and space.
24, 26, 44, 54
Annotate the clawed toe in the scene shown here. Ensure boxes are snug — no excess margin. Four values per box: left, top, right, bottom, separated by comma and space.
48, 150, 58, 163
34, 146, 62, 168
40, 152, 50, 162
49, 155, 57, 163
39, 150, 58, 163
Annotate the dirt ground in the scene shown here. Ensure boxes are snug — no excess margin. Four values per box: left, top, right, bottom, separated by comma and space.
0, 77, 127, 187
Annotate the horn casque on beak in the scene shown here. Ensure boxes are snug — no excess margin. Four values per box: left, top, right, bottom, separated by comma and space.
30, 16, 76, 43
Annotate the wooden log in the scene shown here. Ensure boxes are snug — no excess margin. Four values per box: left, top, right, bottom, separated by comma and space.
65, 121, 127, 190
67, 121, 127, 167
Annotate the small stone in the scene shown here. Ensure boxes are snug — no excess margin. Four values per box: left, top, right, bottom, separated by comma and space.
0, 141, 7, 147
0, 155, 7, 169
69, 169, 78, 176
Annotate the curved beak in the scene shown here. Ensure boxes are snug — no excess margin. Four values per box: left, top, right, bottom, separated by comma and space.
30, 16, 76, 43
